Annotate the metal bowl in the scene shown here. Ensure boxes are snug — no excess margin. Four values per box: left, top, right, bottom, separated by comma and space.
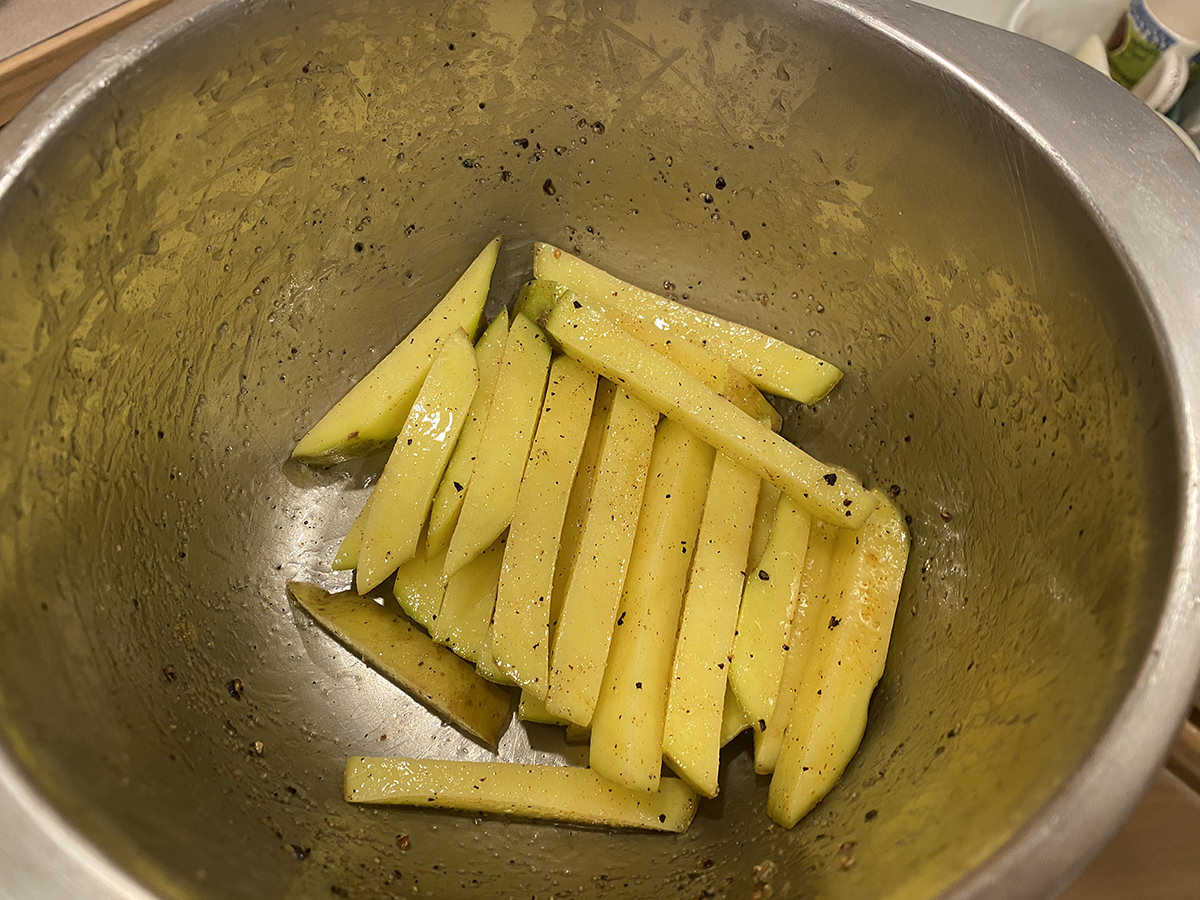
2, 1, 1199, 898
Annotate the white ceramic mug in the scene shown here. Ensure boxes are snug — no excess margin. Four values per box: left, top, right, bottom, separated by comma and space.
1108, 0, 1200, 111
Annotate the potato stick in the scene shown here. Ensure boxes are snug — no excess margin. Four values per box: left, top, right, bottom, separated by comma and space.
748, 481, 783, 571
720, 687, 752, 748
518, 280, 779, 430
392, 529, 449, 631
729, 497, 812, 728
662, 453, 760, 797
753, 521, 837, 774
429, 535, 505, 662
591, 420, 713, 792
546, 391, 658, 727
490, 356, 598, 696
444, 314, 552, 577
538, 295, 873, 528
357, 331, 478, 592
607, 309, 781, 431
551, 380, 617, 634
474, 638, 516, 686
518, 690, 570, 726
294, 237, 498, 464
287, 583, 510, 748
426, 311, 510, 556
533, 242, 841, 404
344, 758, 699, 832
768, 494, 909, 827
332, 490, 375, 571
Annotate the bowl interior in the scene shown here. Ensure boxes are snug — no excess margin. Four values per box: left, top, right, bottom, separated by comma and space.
0, 0, 1180, 898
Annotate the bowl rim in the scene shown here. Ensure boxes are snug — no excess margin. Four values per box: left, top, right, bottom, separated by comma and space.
1, 1, 1199, 898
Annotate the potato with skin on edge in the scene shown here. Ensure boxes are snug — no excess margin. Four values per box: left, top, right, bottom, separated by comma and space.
425, 310, 510, 557
545, 390, 658, 727
286, 583, 510, 748
534, 292, 874, 528
293, 237, 499, 465
532, 242, 842, 404
589, 418, 713, 793
344, 757, 698, 832
356, 330, 479, 593
768, 494, 910, 827
443, 313, 552, 578
489, 354, 599, 696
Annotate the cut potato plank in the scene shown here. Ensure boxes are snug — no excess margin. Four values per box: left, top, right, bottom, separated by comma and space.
426, 311, 510, 556
545, 391, 658, 727
533, 242, 841, 404
444, 314, 552, 577
518, 279, 780, 430
729, 496, 812, 729
392, 531, 449, 631
356, 331, 479, 593
768, 495, 909, 827
662, 453, 760, 797
490, 356, 599, 697
538, 294, 873, 528
590, 419, 714, 792
293, 238, 498, 464
344, 758, 698, 832
332, 490, 375, 571
429, 536, 505, 663
518, 690, 570, 726
550, 379, 617, 635
287, 583, 510, 747
474, 638, 516, 686
754, 521, 837, 774
720, 688, 752, 748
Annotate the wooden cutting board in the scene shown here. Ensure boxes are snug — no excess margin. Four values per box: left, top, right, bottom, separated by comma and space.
0, 0, 173, 127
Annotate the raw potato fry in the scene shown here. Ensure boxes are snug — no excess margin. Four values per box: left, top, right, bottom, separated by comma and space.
518, 690, 570, 726
429, 536, 505, 662
518, 280, 780, 429
287, 583, 511, 747
356, 331, 479, 593
729, 496, 813, 729
344, 758, 699, 832
662, 453, 760, 797
550, 380, 617, 634
748, 481, 783, 572
538, 294, 874, 528
546, 391, 658, 727
444, 314, 552, 577
393, 531, 449, 631
293, 238, 498, 464
426, 311, 510, 556
474, 640, 516, 686
590, 419, 714, 792
720, 687, 752, 748
332, 490, 375, 571
490, 356, 599, 696
533, 242, 841, 404
754, 521, 837, 774
768, 494, 909, 827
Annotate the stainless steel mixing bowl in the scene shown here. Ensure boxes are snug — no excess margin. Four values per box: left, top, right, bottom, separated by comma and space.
2, 1, 1200, 898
